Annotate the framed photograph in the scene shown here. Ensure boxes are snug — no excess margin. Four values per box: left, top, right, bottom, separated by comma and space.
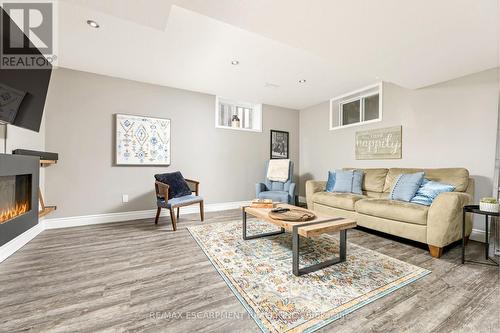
270, 130, 289, 159
115, 114, 171, 165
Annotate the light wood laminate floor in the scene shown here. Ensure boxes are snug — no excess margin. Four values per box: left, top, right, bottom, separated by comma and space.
0, 209, 498, 333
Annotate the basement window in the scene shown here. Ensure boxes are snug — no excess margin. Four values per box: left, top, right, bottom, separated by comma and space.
215, 97, 262, 132
330, 83, 382, 130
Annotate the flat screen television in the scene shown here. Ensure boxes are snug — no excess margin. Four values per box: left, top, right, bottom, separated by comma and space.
0, 8, 52, 133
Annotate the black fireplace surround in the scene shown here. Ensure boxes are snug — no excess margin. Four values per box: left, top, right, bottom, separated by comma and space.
0, 154, 39, 246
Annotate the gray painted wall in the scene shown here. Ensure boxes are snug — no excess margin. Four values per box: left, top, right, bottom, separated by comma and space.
44, 68, 299, 218
3, 116, 46, 195
299, 68, 499, 231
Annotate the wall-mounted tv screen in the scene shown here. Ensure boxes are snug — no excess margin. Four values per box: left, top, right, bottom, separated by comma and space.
0, 8, 52, 133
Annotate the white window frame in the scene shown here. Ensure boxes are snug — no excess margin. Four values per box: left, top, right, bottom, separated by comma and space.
215, 96, 262, 132
329, 83, 383, 130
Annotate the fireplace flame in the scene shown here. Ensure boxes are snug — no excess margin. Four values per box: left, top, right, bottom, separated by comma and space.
0, 202, 29, 224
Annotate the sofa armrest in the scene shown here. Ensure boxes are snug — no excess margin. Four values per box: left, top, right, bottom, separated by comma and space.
427, 192, 473, 248
305, 180, 326, 210
284, 180, 291, 192
256, 182, 267, 197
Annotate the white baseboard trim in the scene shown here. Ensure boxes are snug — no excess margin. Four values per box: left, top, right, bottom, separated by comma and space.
43, 200, 251, 229
470, 228, 486, 243
0, 223, 44, 263
0, 200, 250, 263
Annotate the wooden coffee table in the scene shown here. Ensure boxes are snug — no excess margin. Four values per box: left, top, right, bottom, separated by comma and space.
242, 203, 356, 276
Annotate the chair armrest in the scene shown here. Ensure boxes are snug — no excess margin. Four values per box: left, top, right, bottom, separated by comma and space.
427, 192, 473, 248
155, 181, 170, 201
288, 183, 296, 198
256, 182, 267, 197
185, 179, 199, 195
305, 180, 326, 210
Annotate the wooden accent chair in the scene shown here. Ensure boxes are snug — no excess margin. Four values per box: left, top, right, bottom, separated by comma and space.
154, 179, 204, 230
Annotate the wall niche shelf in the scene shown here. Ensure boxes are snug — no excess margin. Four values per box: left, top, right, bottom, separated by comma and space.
39, 159, 57, 218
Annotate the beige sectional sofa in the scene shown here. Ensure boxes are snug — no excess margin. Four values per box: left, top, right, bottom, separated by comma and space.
306, 168, 474, 258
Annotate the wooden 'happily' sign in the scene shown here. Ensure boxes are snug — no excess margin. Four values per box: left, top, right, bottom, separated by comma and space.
355, 126, 402, 160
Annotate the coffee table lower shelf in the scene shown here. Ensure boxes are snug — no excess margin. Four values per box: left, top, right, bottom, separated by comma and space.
242, 206, 351, 276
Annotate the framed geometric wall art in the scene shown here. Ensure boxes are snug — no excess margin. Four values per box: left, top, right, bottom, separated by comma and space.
115, 114, 171, 165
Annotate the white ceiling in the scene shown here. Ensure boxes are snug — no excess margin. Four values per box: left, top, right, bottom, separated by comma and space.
56, 0, 499, 109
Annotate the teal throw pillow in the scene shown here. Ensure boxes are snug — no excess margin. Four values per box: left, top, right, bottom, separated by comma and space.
411, 179, 456, 206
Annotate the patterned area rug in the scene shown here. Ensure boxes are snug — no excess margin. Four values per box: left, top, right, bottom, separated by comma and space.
188, 220, 430, 333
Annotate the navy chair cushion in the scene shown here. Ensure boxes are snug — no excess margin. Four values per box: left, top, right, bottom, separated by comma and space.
155, 171, 192, 199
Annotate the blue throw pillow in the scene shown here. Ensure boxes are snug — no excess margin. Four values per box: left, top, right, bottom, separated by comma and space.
390, 172, 425, 202
352, 170, 363, 195
411, 179, 456, 206
325, 171, 336, 192
332, 170, 364, 195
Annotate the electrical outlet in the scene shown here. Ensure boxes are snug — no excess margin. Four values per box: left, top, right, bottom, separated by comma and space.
122, 194, 129, 203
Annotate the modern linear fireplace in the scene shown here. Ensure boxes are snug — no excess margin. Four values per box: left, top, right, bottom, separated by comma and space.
0, 174, 32, 224
0, 154, 39, 247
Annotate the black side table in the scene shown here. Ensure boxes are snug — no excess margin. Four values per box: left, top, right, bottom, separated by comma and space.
462, 205, 499, 266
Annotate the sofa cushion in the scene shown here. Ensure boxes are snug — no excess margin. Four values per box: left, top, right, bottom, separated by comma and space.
383, 168, 469, 193
344, 168, 388, 193
424, 168, 469, 192
355, 198, 429, 225
312, 192, 366, 211
365, 191, 387, 198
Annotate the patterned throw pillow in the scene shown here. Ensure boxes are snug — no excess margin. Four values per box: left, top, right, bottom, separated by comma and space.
411, 179, 456, 206
332, 170, 364, 195
389, 172, 425, 202
325, 171, 336, 192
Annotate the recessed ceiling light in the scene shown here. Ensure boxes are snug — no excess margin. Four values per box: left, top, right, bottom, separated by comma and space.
265, 82, 280, 88
87, 20, 100, 28
298, 79, 306, 83
231, 60, 239, 65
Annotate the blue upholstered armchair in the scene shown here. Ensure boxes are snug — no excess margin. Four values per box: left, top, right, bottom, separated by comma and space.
255, 160, 296, 204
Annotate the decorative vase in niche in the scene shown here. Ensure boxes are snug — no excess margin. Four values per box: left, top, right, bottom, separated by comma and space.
231, 115, 240, 128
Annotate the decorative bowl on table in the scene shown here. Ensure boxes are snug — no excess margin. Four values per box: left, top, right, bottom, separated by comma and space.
268, 208, 316, 222
479, 197, 499, 213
